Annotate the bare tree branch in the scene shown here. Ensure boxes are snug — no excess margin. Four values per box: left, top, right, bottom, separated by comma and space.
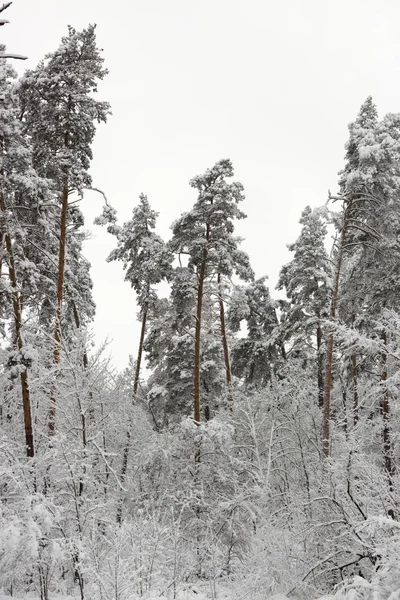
0, 52, 28, 60
0, 3, 12, 15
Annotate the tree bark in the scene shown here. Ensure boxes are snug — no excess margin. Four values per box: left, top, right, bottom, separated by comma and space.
116, 304, 148, 525
194, 224, 210, 424
49, 123, 70, 434
317, 321, 324, 408
0, 192, 34, 457
71, 302, 90, 498
351, 351, 358, 425
72, 301, 90, 370
322, 201, 352, 457
217, 273, 233, 407
347, 311, 358, 426
381, 330, 394, 483
133, 305, 147, 396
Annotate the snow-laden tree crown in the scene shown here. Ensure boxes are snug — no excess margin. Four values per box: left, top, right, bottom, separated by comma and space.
2, 10, 400, 599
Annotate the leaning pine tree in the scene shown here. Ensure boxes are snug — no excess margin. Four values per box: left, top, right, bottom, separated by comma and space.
102, 193, 172, 397
96, 193, 172, 523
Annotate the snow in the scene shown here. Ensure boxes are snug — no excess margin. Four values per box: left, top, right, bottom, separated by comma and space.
0, 588, 293, 600
0, 597, 76, 600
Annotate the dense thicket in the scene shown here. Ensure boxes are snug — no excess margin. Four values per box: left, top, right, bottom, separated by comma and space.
2, 12, 400, 600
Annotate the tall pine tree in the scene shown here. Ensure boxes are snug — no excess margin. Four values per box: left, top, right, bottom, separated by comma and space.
19, 25, 110, 432
171, 158, 252, 422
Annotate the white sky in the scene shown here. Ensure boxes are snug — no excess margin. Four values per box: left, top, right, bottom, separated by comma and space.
4, 0, 400, 369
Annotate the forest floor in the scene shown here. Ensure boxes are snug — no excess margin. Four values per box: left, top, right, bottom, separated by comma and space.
0, 590, 291, 600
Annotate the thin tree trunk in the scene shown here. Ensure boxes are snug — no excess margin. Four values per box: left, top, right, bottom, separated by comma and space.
116, 433, 129, 526
116, 305, 148, 525
0, 192, 34, 457
217, 272, 233, 407
273, 308, 287, 361
194, 226, 210, 474
71, 300, 91, 498
115, 426, 133, 525
72, 300, 96, 421
72, 301, 90, 370
134, 305, 147, 396
0, 226, 4, 279
317, 321, 324, 408
322, 201, 352, 457
351, 351, 358, 425
194, 224, 210, 425
381, 330, 394, 483
350, 311, 359, 426
49, 123, 70, 434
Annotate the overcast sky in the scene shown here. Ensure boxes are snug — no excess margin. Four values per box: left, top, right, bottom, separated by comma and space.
4, 0, 400, 369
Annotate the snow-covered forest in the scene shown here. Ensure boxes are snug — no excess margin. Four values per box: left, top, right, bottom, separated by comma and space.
3, 5, 400, 600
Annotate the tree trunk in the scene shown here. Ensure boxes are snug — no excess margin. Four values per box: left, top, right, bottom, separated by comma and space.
217, 272, 233, 407
322, 201, 352, 457
0, 225, 4, 279
194, 224, 210, 424
116, 304, 148, 525
134, 305, 147, 396
71, 300, 91, 498
348, 311, 358, 426
351, 351, 358, 425
381, 330, 394, 483
49, 123, 70, 434
317, 321, 324, 408
0, 192, 34, 457
115, 432, 130, 525
72, 300, 90, 370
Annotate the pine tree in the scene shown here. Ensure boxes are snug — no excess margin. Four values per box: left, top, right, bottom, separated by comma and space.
229, 277, 282, 388
144, 266, 226, 425
323, 97, 400, 467
103, 193, 172, 397
277, 205, 331, 406
343, 107, 400, 483
97, 193, 172, 522
0, 52, 48, 457
170, 158, 252, 422
322, 97, 379, 457
18, 25, 110, 432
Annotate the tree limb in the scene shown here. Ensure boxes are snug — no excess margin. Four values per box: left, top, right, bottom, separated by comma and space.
0, 3, 12, 15
0, 52, 28, 60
